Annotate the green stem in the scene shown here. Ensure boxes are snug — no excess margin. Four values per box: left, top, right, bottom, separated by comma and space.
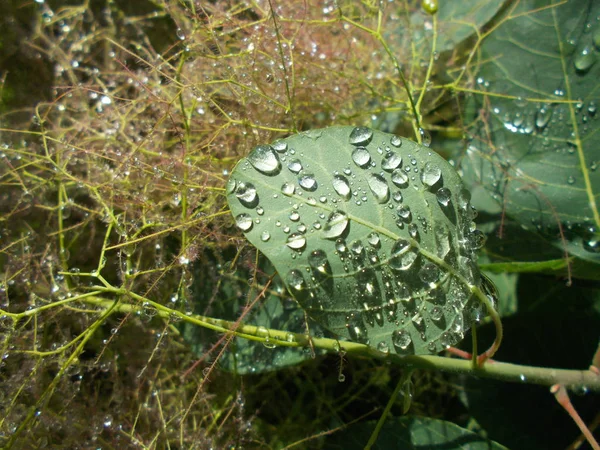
74, 296, 600, 392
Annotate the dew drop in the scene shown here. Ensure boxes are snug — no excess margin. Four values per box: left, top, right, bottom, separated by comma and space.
392, 329, 412, 353
349, 127, 373, 146
391, 168, 409, 188
397, 204, 411, 221
390, 135, 402, 147
574, 45, 597, 72
260, 231, 271, 242
392, 191, 403, 202
281, 182, 295, 196
287, 159, 303, 174
418, 263, 441, 284
567, 175, 576, 185
247, 144, 281, 175
420, 162, 441, 188
408, 223, 419, 239
346, 313, 369, 344
272, 140, 288, 153
436, 187, 451, 207
235, 213, 253, 231
286, 269, 306, 291
323, 211, 349, 239
226, 178, 236, 194
308, 249, 330, 275
419, 128, 432, 147
381, 152, 402, 171
535, 105, 552, 130
286, 233, 306, 250
430, 306, 443, 321
352, 147, 371, 168
289, 211, 300, 221
335, 238, 347, 253
298, 174, 318, 191
332, 174, 352, 200
367, 232, 381, 248
377, 341, 390, 354
235, 182, 258, 208
351, 240, 364, 255
367, 174, 390, 203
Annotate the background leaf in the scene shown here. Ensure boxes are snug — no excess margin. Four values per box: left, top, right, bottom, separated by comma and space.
227, 126, 489, 356
459, 0, 600, 263
182, 252, 324, 374
325, 416, 508, 449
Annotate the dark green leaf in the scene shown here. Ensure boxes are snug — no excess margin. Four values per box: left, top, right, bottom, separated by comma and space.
227, 126, 489, 356
459, 278, 600, 449
325, 416, 508, 449
182, 254, 324, 374
460, 0, 600, 262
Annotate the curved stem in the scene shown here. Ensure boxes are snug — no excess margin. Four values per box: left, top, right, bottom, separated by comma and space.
75, 296, 600, 392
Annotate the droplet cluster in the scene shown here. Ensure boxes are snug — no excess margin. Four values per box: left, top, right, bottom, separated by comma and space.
227, 126, 489, 355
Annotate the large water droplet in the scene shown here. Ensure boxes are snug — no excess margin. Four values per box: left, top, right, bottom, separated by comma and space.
418, 263, 441, 284
272, 140, 288, 153
349, 127, 373, 146
390, 238, 410, 257
381, 152, 402, 171
261, 231, 271, 242
346, 313, 369, 344
392, 329, 412, 353
332, 174, 351, 200
235, 182, 258, 208
419, 128, 432, 147
397, 204, 411, 221
286, 269, 306, 291
390, 249, 418, 271
298, 174, 318, 191
574, 45, 597, 72
281, 182, 295, 196
535, 105, 552, 130
323, 211, 349, 239
465, 229, 486, 251
430, 306, 443, 321
367, 232, 381, 248
391, 168, 409, 188
247, 144, 281, 175
367, 174, 390, 203
235, 213, 253, 231
436, 187, 451, 207
287, 159, 303, 174
420, 162, 441, 188
308, 249, 331, 275
286, 233, 306, 250
390, 135, 402, 147
226, 178, 236, 194
352, 147, 371, 168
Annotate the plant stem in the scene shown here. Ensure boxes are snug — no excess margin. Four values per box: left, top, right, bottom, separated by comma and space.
71, 296, 600, 392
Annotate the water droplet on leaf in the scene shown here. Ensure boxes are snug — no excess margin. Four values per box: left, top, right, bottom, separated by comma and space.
247, 144, 281, 175
323, 211, 349, 239
235, 213, 253, 231
332, 174, 352, 200
298, 174, 318, 191
287, 233, 306, 250
352, 147, 371, 168
349, 127, 373, 145
367, 174, 390, 203
391, 168, 409, 188
420, 162, 441, 188
381, 152, 402, 171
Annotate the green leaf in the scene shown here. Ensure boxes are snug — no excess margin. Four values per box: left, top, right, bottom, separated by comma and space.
182, 254, 324, 374
325, 416, 509, 449
227, 126, 490, 356
460, 0, 600, 263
